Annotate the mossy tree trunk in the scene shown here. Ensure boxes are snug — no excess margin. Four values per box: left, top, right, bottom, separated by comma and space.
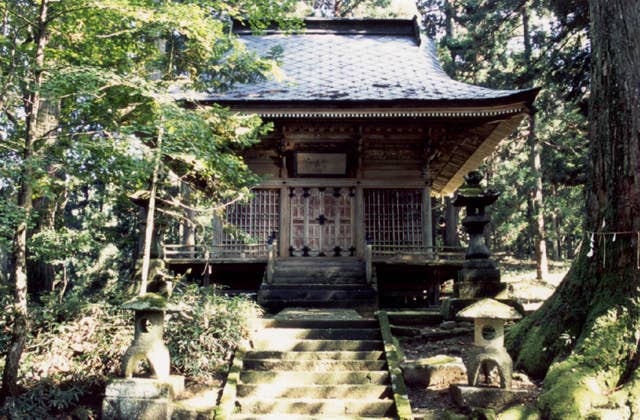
506, 0, 640, 417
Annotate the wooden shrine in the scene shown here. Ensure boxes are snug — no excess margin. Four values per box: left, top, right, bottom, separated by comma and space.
165, 18, 538, 309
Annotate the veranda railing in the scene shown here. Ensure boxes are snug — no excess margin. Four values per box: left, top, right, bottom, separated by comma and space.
370, 244, 465, 260
163, 242, 271, 260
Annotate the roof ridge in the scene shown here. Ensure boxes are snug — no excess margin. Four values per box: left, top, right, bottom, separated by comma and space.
233, 17, 421, 44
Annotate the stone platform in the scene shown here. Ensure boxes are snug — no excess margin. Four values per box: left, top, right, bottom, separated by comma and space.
102, 376, 184, 420
449, 384, 529, 410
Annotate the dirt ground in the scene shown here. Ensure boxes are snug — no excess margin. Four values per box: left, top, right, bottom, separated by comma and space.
399, 258, 569, 417
400, 329, 542, 418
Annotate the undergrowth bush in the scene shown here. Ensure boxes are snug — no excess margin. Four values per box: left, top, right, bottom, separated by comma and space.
0, 283, 261, 419
168, 284, 262, 384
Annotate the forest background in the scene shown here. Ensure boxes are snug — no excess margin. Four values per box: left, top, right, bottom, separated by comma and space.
0, 0, 593, 417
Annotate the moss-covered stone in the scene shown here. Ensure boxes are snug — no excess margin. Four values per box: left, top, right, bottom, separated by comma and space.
470, 407, 497, 420
423, 355, 459, 365
497, 404, 541, 420
377, 311, 412, 420
122, 293, 169, 311
122, 293, 184, 313
441, 410, 468, 420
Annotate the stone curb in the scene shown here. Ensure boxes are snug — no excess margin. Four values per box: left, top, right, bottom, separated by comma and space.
215, 345, 247, 420
377, 310, 413, 420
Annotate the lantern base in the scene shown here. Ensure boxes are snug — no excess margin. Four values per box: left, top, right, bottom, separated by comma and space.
449, 384, 529, 410
102, 376, 184, 420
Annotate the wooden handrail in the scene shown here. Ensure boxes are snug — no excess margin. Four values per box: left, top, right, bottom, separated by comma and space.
370, 244, 465, 259
266, 240, 277, 284
365, 243, 373, 285
163, 242, 270, 260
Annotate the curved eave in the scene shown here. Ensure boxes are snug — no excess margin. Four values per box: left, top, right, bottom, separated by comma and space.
438, 113, 526, 196
180, 87, 540, 118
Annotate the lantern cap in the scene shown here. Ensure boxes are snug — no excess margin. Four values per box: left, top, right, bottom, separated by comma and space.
457, 298, 522, 320
122, 293, 183, 313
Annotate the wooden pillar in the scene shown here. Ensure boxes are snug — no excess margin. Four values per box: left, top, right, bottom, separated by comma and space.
279, 186, 290, 257
444, 196, 459, 247
355, 186, 365, 257
422, 185, 434, 257
355, 127, 365, 257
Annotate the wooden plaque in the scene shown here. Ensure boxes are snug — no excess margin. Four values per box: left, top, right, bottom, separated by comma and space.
295, 152, 347, 176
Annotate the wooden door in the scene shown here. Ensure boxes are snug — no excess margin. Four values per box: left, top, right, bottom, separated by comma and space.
289, 187, 355, 256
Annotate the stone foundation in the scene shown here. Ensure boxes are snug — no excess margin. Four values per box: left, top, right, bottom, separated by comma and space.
102, 376, 184, 420
402, 355, 467, 387
449, 384, 529, 410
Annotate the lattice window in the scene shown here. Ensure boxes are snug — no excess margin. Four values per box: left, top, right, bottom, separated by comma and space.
223, 189, 280, 246
364, 189, 423, 254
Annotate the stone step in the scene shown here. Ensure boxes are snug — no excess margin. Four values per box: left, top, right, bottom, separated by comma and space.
386, 309, 443, 326
267, 281, 367, 288
239, 370, 390, 385
258, 288, 377, 309
275, 258, 363, 265
235, 397, 395, 416
251, 339, 383, 352
273, 270, 364, 277
274, 265, 364, 271
262, 319, 379, 329
232, 414, 395, 420
254, 328, 381, 341
236, 384, 392, 399
273, 272, 364, 280
271, 278, 367, 285
273, 269, 364, 276
243, 358, 388, 371
245, 350, 385, 361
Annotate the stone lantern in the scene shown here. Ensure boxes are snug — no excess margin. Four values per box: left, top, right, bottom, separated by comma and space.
102, 294, 184, 420
450, 298, 526, 410
452, 171, 503, 299
120, 294, 182, 380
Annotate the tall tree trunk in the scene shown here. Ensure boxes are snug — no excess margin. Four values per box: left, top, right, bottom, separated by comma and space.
444, 0, 454, 39
1, 0, 49, 403
507, 1, 640, 417
139, 126, 164, 295
27, 99, 62, 294
523, 7, 549, 280
181, 183, 196, 249
551, 184, 562, 260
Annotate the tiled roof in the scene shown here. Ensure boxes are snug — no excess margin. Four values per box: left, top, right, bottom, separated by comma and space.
200, 18, 534, 106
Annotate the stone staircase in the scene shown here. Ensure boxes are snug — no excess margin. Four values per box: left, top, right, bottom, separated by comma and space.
221, 311, 410, 419
257, 258, 377, 311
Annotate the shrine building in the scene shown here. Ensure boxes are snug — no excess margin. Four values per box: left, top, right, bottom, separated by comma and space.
165, 18, 538, 310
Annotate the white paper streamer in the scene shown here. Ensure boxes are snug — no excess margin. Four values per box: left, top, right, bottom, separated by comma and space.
587, 233, 595, 258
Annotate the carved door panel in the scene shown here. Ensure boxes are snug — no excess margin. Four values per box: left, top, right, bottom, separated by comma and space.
289, 187, 355, 257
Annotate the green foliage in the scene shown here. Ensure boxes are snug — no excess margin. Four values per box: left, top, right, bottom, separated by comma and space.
300, 0, 393, 17
0, 0, 294, 406
418, 0, 588, 259
0, 0, 297, 300
0, 284, 260, 417
168, 284, 262, 383
0, 296, 131, 418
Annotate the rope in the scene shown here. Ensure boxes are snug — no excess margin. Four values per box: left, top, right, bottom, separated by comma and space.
586, 230, 640, 270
